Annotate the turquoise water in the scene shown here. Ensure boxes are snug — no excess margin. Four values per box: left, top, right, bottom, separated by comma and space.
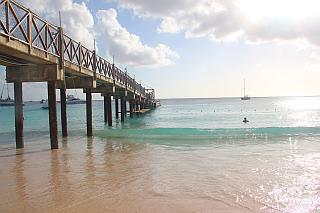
1, 97, 320, 212
2, 96, 320, 144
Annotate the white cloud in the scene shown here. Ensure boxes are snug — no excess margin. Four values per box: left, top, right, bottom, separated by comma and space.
96, 9, 179, 68
304, 52, 320, 73
17, 0, 177, 68
116, 0, 320, 48
157, 17, 181, 33
17, 0, 95, 48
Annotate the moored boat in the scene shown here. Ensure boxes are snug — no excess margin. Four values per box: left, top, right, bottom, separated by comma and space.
66, 95, 86, 104
0, 83, 15, 106
41, 99, 48, 109
0, 97, 15, 106
241, 80, 250, 101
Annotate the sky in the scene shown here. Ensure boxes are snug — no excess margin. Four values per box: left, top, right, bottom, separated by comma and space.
2, 0, 320, 100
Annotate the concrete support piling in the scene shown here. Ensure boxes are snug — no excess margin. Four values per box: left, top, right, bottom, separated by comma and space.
60, 89, 68, 137
86, 89, 93, 137
14, 82, 24, 148
48, 81, 58, 149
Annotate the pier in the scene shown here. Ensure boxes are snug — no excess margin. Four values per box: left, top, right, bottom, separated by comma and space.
0, 0, 157, 149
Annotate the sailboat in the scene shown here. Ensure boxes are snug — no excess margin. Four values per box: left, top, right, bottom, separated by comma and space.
0, 83, 15, 106
241, 80, 250, 100
66, 94, 86, 104
41, 99, 49, 109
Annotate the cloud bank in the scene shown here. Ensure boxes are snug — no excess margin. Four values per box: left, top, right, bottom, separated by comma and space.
96, 9, 178, 68
18, 0, 95, 48
116, 0, 320, 47
17, 0, 178, 68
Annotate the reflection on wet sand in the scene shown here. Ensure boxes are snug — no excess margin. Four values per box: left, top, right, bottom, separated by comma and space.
1, 136, 264, 212
14, 150, 28, 211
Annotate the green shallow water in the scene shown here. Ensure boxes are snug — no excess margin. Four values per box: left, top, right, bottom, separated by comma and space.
2, 96, 320, 143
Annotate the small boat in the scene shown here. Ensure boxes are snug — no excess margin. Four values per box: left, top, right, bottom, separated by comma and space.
241, 80, 250, 101
41, 99, 48, 109
0, 83, 15, 106
40, 99, 46, 104
156, 100, 161, 107
0, 97, 15, 106
66, 95, 86, 105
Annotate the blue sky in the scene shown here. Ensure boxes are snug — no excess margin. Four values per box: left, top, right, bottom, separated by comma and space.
2, 0, 320, 100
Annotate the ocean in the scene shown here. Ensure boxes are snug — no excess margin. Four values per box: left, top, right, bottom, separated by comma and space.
1, 97, 320, 212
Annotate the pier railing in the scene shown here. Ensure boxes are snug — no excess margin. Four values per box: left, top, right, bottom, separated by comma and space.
0, 0, 146, 96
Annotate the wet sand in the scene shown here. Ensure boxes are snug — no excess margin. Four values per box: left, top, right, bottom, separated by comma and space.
1, 135, 320, 212
0, 136, 253, 212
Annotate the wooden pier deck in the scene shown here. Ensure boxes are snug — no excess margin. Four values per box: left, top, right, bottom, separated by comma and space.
0, 0, 159, 149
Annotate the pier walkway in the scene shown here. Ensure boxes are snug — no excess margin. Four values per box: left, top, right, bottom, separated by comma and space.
0, 0, 157, 149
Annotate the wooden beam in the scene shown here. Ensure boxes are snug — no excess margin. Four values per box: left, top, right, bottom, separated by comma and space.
104, 95, 108, 123
107, 95, 112, 126
115, 98, 119, 119
129, 100, 134, 118
120, 98, 125, 122
86, 89, 93, 136
56, 77, 96, 89
83, 86, 113, 94
48, 81, 58, 149
60, 88, 67, 137
6, 65, 63, 82
14, 82, 24, 148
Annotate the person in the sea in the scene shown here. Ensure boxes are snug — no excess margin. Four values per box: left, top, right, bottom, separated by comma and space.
243, 117, 249, 123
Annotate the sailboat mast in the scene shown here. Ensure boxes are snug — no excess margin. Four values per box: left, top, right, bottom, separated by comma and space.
243, 79, 246, 96
6, 83, 10, 99
0, 84, 4, 99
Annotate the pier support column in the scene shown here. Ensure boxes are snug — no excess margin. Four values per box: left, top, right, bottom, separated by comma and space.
104, 96, 108, 123
115, 98, 119, 119
60, 88, 67, 137
86, 89, 93, 137
48, 81, 58, 149
120, 98, 125, 122
129, 100, 133, 118
14, 82, 24, 149
124, 99, 127, 117
107, 96, 112, 126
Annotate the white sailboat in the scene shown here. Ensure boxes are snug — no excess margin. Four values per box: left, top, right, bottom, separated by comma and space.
0, 83, 15, 106
66, 94, 86, 104
41, 99, 48, 109
241, 80, 250, 100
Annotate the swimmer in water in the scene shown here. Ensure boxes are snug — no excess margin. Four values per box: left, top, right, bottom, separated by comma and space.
243, 117, 249, 123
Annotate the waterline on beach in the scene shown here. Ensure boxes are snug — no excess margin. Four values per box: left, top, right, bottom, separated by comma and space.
1, 97, 320, 212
